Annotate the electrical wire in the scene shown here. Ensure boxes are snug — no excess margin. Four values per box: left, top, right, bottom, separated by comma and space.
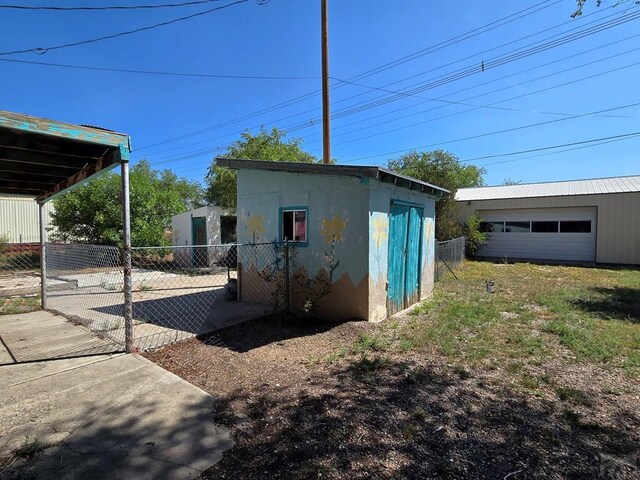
0, 0, 222, 10
134, 0, 570, 150
0, 0, 250, 56
340, 101, 640, 164
0, 58, 319, 80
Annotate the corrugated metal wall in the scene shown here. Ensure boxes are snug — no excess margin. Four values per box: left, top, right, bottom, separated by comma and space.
0, 194, 55, 243
457, 192, 640, 265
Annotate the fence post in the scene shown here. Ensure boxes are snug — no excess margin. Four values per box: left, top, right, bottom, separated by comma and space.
121, 161, 134, 353
38, 201, 47, 310
284, 240, 291, 314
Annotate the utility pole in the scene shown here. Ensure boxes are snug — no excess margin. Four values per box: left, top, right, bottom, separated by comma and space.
321, 0, 331, 165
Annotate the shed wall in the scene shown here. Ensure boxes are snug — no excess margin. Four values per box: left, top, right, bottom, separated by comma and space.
0, 194, 54, 243
236, 169, 369, 320
171, 206, 235, 266
457, 192, 640, 264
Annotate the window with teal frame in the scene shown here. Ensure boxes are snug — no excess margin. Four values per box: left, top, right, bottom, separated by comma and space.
279, 206, 308, 246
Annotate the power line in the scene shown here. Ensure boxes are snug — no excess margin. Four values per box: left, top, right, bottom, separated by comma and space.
141, 3, 632, 158
341, 101, 640, 163
0, 0, 223, 10
301, 32, 640, 146
0, 0, 250, 56
0, 58, 319, 80
323, 54, 640, 151
282, 9, 640, 133
135, 0, 567, 151
459, 130, 640, 164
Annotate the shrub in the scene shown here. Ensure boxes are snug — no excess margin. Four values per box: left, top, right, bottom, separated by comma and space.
461, 213, 486, 258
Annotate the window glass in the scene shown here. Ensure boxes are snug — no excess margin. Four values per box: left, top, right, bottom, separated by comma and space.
479, 221, 504, 233
282, 209, 307, 242
531, 221, 558, 233
220, 216, 237, 244
560, 220, 591, 233
505, 221, 530, 233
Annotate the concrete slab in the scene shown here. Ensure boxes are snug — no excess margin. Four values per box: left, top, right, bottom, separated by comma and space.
0, 354, 233, 479
0, 311, 121, 365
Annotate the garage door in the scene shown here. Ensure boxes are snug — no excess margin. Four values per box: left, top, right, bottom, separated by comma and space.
477, 207, 596, 262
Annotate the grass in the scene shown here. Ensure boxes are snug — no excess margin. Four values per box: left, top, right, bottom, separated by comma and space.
14, 436, 43, 459
0, 296, 40, 315
353, 261, 640, 379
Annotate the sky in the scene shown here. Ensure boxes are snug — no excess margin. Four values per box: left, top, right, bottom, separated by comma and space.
1, 0, 639, 187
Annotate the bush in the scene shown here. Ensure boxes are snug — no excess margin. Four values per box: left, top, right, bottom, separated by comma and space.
461, 213, 486, 258
0, 232, 9, 255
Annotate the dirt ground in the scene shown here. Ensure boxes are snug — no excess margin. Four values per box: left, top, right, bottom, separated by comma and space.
145, 314, 640, 480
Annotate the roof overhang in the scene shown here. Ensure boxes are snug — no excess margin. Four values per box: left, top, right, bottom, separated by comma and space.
0, 110, 131, 203
216, 158, 450, 197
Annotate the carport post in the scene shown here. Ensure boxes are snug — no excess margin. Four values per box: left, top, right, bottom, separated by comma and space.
39, 201, 47, 310
121, 160, 134, 352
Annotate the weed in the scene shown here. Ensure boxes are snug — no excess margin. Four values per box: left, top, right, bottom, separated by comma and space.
353, 333, 390, 353
561, 408, 581, 425
14, 436, 43, 459
413, 408, 427, 421
556, 386, 593, 406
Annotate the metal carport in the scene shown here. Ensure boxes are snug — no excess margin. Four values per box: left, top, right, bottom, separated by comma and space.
0, 110, 134, 354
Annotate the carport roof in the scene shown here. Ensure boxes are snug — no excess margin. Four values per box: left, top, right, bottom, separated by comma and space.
456, 175, 640, 201
0, 110, 131, 203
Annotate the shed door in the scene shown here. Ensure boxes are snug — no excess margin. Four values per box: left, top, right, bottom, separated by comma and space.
388, 203, 423, 315
191, 216, 207, 267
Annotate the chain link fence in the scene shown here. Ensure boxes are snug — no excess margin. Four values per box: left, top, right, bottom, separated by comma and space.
0, 243, 42, 314
45, 243, 126, 349
129, 243, 285, 350
435, 236, 465, 282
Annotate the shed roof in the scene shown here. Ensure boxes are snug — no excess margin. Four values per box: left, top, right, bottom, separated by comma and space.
456, 175, 640, 202
0, 110, 131, 203
216, 158, 449, 197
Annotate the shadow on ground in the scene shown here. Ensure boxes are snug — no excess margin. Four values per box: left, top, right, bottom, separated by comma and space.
573, 287, 640, 323
204, 357, 640, 479
1, 356, 232, 480
198, 314, 354, 353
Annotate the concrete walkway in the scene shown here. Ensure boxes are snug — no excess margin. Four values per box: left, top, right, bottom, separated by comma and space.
0, 353, 233, 479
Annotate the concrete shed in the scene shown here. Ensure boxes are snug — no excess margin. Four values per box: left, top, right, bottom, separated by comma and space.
216, 159, 448, 321
171, 206, 236, 267
456, 175, 640, 265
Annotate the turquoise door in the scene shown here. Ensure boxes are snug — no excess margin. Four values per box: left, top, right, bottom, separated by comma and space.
387, 202, 423, 315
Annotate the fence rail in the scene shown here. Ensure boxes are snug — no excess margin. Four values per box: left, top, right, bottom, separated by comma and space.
435, 236, 465, 282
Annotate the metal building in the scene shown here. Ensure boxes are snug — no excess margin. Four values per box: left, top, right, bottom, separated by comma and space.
0, 194, 55, 244
456, 175, 640, 265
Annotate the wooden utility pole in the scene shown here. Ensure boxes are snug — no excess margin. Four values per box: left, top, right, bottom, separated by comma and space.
321, 0, 331, 164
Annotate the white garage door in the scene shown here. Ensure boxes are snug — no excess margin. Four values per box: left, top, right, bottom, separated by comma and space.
477, 207, 596, 262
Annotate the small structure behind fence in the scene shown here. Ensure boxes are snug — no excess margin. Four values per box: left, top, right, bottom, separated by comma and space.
435, 236, 465, 282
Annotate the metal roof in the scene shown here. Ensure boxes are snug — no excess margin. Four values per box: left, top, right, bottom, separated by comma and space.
0, 110, 131, 203
216, 158, 450, 197
456, 175, 640, 201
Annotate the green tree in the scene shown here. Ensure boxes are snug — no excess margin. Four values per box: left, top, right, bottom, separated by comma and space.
387, 150, 485, 240
205, 127, 318, 208
572, 0, 638, 17
50, 160, 204, 247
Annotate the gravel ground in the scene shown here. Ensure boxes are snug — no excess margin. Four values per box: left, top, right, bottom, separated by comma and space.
144, 314, 640, 480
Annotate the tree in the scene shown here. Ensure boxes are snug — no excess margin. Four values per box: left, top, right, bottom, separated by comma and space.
50, 160, 204, 247
205, 127, 318, 208
572, 0, 639, 17
387, 150, 486, 240
503, 178, 522, 185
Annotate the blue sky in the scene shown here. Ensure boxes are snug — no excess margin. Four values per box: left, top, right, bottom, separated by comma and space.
1, 0, 638, 187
